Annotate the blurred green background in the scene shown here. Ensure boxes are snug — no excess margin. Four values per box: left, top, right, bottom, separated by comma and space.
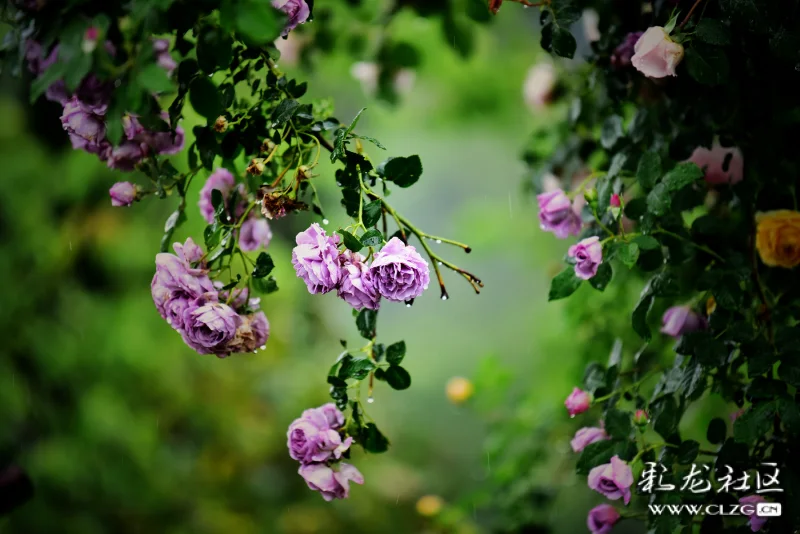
0, 7, 652, 534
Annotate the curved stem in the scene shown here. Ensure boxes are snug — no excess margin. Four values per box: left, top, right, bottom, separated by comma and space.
678, 0, 707, 30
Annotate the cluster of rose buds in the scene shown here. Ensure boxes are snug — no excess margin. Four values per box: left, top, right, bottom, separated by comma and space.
287, 403, 364, 501
26, 38, 183, 171
292, 224, 430, 310
199, 168, 273, 252
151, 238, 270, 357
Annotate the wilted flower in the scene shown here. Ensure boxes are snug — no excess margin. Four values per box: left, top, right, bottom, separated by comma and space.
369, 237, 430, 302
214, 116, 228, 133
298, 463, 364, 501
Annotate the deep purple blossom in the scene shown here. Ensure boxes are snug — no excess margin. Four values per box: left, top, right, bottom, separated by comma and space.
611, 32, 643, 69
587, 504, 620, 534
369, 237, 430, 302
292, 223, 342, 294
338, 251, 380, 311
298, 463, 364, 502
180, 301, 242, 357
61, 96, 106, 152
568, 236, 603, 280
739, 495, 768, 532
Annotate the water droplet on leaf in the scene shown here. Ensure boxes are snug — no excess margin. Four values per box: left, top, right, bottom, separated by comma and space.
367, 396, 374, 404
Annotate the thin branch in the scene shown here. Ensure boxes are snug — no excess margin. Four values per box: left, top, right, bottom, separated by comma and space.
678, 0, 706, 30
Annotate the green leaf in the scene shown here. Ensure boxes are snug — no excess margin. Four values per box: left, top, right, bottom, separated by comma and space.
636, 152, 662, 190
618, 242, 640, 269
632, 284, 655, 341
605, 409, 632, 439
252, 252, 275, 278
550, 0, 581, 25
353, 136, 386, 150
386, 341, 406, 365
695, 19, 732, 45
383, 156, 423, 188
734, 402, 775, 443
361, 422, 390, 453
338, 356, 376, 380
651, 396, 680, 440
589, 263, 612, 292
356, 309, 377, 339
646, 182, 671, 216
196, 26, 233, 74
778, 397, 800, 435
686, 44, 730, 86
160, 209, 187, 252
706, 418, 727, 444
337, 230, 363, 252
548, 267, 582, 301
64, 53, 93, 93
272, 99, 300, 126
384, 366, 411, 390
252, 276, 279, 294
362, 200, 382, 228
633, 235, 661, 250
601, 115, 624, 150
234, 0, 283, 44
139, 63, 174, 93
550, 26, 577, 59
189, 77, 222, 119
360, 228, 384, 248
676, 440, 700, 464
576, 439, 637, 475
663, 162, 704, 190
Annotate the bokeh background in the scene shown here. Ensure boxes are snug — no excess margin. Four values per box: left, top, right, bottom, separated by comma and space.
0, 5, 663, 534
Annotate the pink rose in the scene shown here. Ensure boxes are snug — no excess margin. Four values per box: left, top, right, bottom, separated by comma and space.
565, 387, 591, 416
568, 236, 603, 280
588, 455, 634, 504
660, 305, 707, 338
631, 27, 684, 78
587, 504, 620, 534
687, 141, 744, 185
570, 426, 609, 452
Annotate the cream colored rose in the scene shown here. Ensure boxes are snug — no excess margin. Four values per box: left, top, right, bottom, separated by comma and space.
631, 26, 684, 78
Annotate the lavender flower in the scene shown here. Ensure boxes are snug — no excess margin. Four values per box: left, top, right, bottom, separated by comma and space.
298, 463, 364, 502
369, 237, 430, 302
568, 236, 603, 280
272, 0, 311, 37
287, 404, 353, 464
180, 301, 242, 357
109, 182, 137, 207
239, 217, 273, 252
292, 223, 342, 294
198, 168, 236, 224
61, 96, 106, 152
337, 251, 380, 311
537, 189, 582, 238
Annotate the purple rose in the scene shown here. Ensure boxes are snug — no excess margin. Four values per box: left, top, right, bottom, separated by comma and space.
239, 217, 273, 252
587, 504, 620, 534
272, 0, 311, 37
660, 305, 707, 338
174, 237, 205, 267
225, 310, 270, 353
180, 301, 242, 356
611, 32, 643, 69
61, 96, 106, 150
739, 495, 768, 532
588, 455, 633, 504
109, 181, 137, 207
25, 40, 58, 76
73, 75, 112, 114
369, 237, 430, 302
570, 426, 609, 452
568, 236, 603, 280
565, 387, 591, 416
537, 189, 581, 239
106, 141, 146, 171
298, 463, 364, 502
153, 39, 177, 76
198, 168, 236, 224
151, 239, 216, 328
292, 223, 342, 294
338, 251, 380, 311
287, 403, 353, 464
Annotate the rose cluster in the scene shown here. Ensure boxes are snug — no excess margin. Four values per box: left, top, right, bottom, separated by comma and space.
198, 168, 273, 252
286, 403, 364, 501
151, 238, 269, 357
26, 38, 183, 171
292, 224, 430, 310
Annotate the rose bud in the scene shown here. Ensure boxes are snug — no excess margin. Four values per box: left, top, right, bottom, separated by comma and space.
631, 26, 684, 78
565, 387, 591, 417
633, 409, 649, 427
568, 237, 603, 280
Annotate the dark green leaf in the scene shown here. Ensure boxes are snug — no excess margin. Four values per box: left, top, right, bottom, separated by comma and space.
386, 341, 406, 365
733, 402, 775, 443
636, 152, 662, 190
337, 230, 363, 252
356, 309, 377, 339
652, 396, 680, 440
605, 409, 632, 439
383, 156, 423, 188
252, 252, 275, 278
189, 77, 222, 119
601, 115, 624, 150
272, 99, 300, 125
633, 235, 661, 250
338, 356, 376, 380
706, 418, 727, 444
632, 284, 655, 341
384, 366, 411, 390
550, 26, 577, 59
686, 44, 730, 86
676, 440, 700, 464
234, 0, 283, 44
663, 162, 704, 191
548, 267, 582, 301
646, 182, 671, 216
360, 228, 384, 248
576, 439, 637, 475
618, 242, 640, 269
196, 26, 233, 74
361, 422, 390, 453
362, 200, 382, 228
695, 19, 732, 45
589, 263, 612, 291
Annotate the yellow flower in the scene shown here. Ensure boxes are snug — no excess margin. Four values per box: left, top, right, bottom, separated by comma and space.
756, 210, 800, 268
706, 296, 717, 316
446, 377, 474, 405
416, 495, 445, 517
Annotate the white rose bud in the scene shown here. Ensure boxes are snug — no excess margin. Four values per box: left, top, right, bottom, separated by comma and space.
631, 26, 684, 78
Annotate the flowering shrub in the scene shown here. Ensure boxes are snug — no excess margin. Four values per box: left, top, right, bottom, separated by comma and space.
1, 0, 482, 502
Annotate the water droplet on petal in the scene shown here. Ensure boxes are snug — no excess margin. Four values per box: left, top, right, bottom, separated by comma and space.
367, 396, 374, 404
166, 318, 172, 325
260, 345, 266, 350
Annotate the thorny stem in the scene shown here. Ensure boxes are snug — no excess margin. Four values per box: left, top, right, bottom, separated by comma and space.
678, 0, 707, 30
653, 228, 726, 263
